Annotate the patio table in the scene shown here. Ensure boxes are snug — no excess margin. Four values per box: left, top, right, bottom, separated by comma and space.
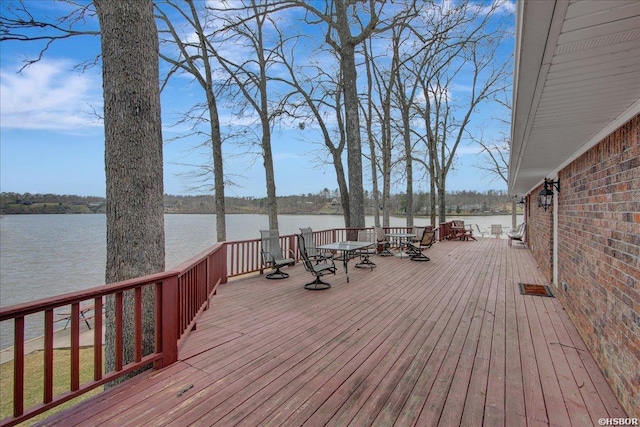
316, 241, 375, 283
56, 304, 94, 330
384, 232, 416, 258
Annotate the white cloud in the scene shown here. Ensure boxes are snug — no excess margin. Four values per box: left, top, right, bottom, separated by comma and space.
456, 143, 484, 155
469, 0, 516, 17
0, 59, 103, 131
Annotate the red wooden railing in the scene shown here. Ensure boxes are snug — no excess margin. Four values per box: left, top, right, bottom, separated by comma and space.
0, 226, 415, 426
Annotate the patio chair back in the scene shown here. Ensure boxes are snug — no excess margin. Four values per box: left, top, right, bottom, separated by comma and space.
474, 224, 488, 237
297, 233, 315, 271
357, 229, 377, 254
416, 228, 436, 247
300, 227, 320, 258
411, 226, 425, 243
261, 229, 285, 261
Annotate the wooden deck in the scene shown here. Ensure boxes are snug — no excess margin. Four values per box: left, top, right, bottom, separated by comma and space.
39, 238, 626, 426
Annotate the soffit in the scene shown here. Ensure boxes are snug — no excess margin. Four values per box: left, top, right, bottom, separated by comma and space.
509, 0, 640, 196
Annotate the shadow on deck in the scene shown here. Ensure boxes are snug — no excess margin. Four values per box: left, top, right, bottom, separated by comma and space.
39, 238, 626, 426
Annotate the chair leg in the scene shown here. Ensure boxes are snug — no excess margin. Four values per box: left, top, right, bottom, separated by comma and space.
377, 243, 394, 256
266, 267, 290, 279
355, 254, 376, 269
304, 276, 331, 290
410, 252, 430, 262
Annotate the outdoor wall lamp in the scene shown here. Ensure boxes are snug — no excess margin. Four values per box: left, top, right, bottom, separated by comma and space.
538, 178, 560, 211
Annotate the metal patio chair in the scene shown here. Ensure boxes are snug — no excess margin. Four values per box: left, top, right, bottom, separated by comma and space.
406, 229, 436, 261
297, 234, 336, 290
506, 223, 526, 247
260, 229, 295, 279
374, 226, 393, 256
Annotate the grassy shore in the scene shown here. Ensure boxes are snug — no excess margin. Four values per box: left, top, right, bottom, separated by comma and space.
0, 347, 102, 426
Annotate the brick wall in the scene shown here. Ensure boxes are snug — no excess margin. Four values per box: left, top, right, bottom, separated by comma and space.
528, 115, 639, 416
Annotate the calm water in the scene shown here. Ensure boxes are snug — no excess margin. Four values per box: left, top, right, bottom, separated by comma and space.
0, 213, 520, 348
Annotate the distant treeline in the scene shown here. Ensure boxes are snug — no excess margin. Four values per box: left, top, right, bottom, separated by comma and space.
0, 193, 106, 214
0, 190, 517, 215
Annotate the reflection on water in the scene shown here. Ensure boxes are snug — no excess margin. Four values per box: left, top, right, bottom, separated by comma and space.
0, 213, 521, 348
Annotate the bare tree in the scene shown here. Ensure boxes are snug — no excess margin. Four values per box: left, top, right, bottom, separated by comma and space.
268, 30, 352, 225
203, 0, 292, 231
359, 0, 471, 227
475, 134, 509, 184
473, 93, 515, 226
361, 38, 383, 228
361, 34, 396, 228
281, 0, 417, 228
390, 3, 466, 226
0, 1, 100, 71
412, 1, 511, 224
391, 25, 419, 227
475, 134, 516, 227
155, 0, 227, 241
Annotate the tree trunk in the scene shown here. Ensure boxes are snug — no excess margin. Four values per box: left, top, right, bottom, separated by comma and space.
428, 135, 437, 227
157, 1, 227, 242
210, 99, 226, 241
193, 0, 226, 242
381, 88, 392, 228
335, 0, 365, 229
430, 177, 437, 227
362, 44, 380, 228
262, 128, 279, 230
341, 47, 365, 228
257, 3, 278, 231
437, 173, 447, 224
95, 0, 165, 384
402, 109, 414, 227
382, 166, 391, 227
330, 150, 351, 227
368, 136, 381, 228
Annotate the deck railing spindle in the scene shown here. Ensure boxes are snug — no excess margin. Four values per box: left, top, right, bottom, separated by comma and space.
134, 288, 142, 363
44, 309, 54, 403
70, 303, 80, 391
94, 297, 103, 381
13, 316, 25, 417
115, 292, 123, 371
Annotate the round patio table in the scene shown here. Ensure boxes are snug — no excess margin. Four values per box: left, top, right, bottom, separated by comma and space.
384, 233, 416, 258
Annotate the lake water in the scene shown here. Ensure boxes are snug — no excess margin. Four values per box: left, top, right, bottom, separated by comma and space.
0, 213, 520, 348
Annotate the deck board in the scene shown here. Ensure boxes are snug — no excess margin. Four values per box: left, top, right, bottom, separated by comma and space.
38, 238, 627, 426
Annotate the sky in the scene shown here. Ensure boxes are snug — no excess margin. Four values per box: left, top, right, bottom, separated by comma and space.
0, 0, 514, 198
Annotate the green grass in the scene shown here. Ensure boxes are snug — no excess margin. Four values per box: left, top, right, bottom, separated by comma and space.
0, 347, 103, 426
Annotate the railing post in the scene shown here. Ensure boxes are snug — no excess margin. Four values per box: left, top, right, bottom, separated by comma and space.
13, 316, 24, 418
156, 274, 179, 369
218, 243, 228, 285
287, 235, 296, 261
